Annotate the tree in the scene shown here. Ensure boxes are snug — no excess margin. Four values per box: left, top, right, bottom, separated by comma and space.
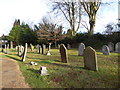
8, 19, 21, 45
35, 17, 64, 46
51, 0, 82, 36
81, 0, 101, 35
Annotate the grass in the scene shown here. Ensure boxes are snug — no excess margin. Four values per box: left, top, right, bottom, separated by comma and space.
1, 48, 119, 88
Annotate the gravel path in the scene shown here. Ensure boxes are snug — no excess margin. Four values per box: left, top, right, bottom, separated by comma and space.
1, 57, 30, 88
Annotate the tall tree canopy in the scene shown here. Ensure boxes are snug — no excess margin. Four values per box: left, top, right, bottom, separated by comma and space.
51, 0, 82, 36
81, 0, 101, 35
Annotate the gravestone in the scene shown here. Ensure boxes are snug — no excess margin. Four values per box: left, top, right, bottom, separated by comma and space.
10, 41, 13, 49
60, 44, 68, 63
39, 66, 49, 76
102, 45, 110, 55
22, 43, 28, 62
18, 45, 21, 56
38, 45, 41, 54
6, 44, 9, 54
5, 44, 7, 53
84, 46, 98, 71
58, 44, 60, 49
78, 43, 85, 56
108, 42, 114, 52
48, 43, 51, 51
30, 61, 38, 66
30, 43, 34, 51
42, 44, 45, 54
20, 45, 24, 57
115, 42, 120, 53
36, 44, 40, 49
15, 46, 18, 51
67, 44, 71, 49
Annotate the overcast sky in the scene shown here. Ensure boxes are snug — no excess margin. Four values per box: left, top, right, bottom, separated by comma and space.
0, 0, 118, 36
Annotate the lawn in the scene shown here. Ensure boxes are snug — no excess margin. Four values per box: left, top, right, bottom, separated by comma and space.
1, 48, 119, 88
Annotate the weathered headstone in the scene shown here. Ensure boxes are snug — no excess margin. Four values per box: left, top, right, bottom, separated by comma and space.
22, 43, 28, 62
42, 44, 45, 54
108, 42, 114, 52
115, 42, 120, 53
39, 66, 49, 76
20, 45, 24, 57
18, 45, 21, 56
15, 46, 18, 51
83, 46, 98, 71
10, 41, 13, 49
58, 44, 60, 49
30, 43, 34, 51
102, 45, 110, 55
67, 44, 71, 49
4, 44, 7, 53
60, 44, 68, 63
78, 43, 85, 56
38, 45, 41, 54
6, 44, 9, 54
48, 43, 51, 51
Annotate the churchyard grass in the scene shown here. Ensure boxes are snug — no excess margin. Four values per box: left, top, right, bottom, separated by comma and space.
1, 48, 119, 88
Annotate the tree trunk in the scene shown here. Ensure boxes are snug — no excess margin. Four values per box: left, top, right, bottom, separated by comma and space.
89, 22, 95, 35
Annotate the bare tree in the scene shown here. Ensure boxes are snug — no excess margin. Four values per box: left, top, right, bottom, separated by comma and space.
51, 0, 82, 36
81, 0, 101, 35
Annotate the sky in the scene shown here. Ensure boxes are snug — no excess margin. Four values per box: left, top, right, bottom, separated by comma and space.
0, 0, 118, 36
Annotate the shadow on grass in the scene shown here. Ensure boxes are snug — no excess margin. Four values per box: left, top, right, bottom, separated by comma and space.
49, 63, 84, 70
5, 55, 22, 62
27, 68, 40, 74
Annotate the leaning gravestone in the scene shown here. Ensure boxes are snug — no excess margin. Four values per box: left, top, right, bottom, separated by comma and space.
102, 45, 110, 55
22, 43, 28, 62
60, 44, 68, 63
10, 41, 13, 49
83, 46, 98, 71
108, 42, 114, 52
67, 44, 71, 49
78, 43, 85, 56
115, 42, 120, 53
30, 43, 34, 51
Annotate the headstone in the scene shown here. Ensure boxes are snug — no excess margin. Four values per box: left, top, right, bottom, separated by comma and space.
39, 66, 49, 76
48, 43, 51, 51
83, 46, 98, 71
115, 42, 120, 53
15, 46, 18, 51
36, 44, 40, 49
58, 44, 60, 49
46, 50, 51, 55
42, 44, 45, 54
60, 44, 68, 63
6, 44, 9, 54
10, 41, 13, 49
30, 61, 38, 66
67, 44, 71, 49
78, 43, 85, 56
4, 44, 7, 53
20, 45, 24, 57
108, 42, 114, 52
102, 45, 110, 55
18, 45, 21, 56
30, 43, 34, 51
22, 43, 28, 62
38, 45, 41, 54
